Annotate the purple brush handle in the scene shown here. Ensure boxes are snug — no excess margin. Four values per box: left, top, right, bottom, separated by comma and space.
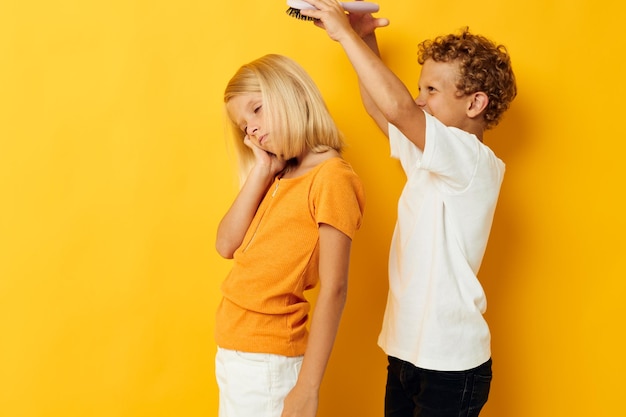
341, 1, 379, 12
287, 0, 380, 13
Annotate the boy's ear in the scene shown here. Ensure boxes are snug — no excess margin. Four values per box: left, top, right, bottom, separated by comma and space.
467, 92, 489, 118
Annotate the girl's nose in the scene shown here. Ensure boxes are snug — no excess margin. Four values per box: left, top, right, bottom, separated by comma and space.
246, 125, 258, 135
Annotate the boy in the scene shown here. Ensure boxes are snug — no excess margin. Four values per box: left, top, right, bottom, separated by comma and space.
299, 1, 517, 416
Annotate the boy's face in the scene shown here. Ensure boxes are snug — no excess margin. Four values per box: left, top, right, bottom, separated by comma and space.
415, 59, 473, 130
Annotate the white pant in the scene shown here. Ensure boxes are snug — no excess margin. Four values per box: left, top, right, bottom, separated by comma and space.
215, 347, 303, 417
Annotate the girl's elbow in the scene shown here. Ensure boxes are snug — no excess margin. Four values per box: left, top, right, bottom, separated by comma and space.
337, 287, 348, 306
328, 280, 349, 303
215, 241, 235, 259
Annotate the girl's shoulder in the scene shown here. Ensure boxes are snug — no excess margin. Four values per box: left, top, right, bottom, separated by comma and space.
310, 155, 357, 178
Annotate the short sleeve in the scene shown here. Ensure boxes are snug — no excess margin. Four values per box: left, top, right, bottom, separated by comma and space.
310, 159, 365, 239
390, 113, 483, 192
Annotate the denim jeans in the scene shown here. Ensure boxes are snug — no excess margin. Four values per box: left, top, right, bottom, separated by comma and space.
385, 356, 492, 417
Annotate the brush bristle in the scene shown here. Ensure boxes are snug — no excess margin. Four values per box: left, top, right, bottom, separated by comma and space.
286, 7, 317, 21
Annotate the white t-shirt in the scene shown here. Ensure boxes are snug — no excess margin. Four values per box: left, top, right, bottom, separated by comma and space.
378, 112, 505, 371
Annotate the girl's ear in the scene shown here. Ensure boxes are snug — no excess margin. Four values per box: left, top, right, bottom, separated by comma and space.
467, 92, 489, 118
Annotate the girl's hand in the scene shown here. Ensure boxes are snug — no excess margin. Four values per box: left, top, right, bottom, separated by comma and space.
243, 135, 287, 177
280, 383, 318, 417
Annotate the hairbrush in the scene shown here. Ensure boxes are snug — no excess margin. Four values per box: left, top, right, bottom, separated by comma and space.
286, 0, 379, 21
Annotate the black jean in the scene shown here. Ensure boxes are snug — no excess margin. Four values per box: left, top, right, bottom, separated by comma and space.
385, 356, 492, 417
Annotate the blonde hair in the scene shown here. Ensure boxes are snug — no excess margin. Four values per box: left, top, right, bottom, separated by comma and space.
224, 54, 344, 183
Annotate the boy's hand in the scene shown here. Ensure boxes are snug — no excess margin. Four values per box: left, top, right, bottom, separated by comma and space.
300, 0, 352, 42
346, 0, 389, 38
301, 0, 388, 40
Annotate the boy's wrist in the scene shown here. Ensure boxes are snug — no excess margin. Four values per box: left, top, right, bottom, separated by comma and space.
339, 28, 365, 49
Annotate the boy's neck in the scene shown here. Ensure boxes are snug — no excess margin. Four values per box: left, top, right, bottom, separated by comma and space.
455, 119, 485, 142
472, 127, 485, 142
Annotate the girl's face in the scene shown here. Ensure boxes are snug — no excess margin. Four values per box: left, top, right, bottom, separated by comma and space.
415, 59, 471, 129
226, 92, 282, 157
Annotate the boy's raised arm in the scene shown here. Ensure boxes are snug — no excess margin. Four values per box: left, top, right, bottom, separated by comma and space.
343, 10, 390, 135
355, 30, 389, 135
303, 0, 427, 150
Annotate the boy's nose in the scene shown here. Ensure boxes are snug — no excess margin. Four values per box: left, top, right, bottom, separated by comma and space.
414, 95, 426, 107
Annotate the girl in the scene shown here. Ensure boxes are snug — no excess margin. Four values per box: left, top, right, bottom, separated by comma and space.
215, 54, 365, 417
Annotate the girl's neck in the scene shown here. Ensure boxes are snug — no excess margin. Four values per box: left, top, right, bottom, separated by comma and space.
280, 148, 340, 179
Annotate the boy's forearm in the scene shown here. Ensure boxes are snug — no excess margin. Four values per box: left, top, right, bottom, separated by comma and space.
357, 32, 389, 135
338, 29, 416, 129
361, 31, 380, 56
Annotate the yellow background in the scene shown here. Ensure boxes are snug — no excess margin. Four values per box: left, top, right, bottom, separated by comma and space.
1, 1, 625, 416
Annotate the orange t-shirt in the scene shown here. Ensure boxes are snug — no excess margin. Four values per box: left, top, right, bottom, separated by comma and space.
215, 157, 365, 356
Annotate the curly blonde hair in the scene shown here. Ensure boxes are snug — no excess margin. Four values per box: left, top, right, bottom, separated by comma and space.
417, 27, 517, 129
224, 54, 344, 183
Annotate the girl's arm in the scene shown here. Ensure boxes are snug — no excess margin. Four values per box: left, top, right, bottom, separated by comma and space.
215, 164, 273, 258
280, 223, 352, 417
215, 138, 286, 259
